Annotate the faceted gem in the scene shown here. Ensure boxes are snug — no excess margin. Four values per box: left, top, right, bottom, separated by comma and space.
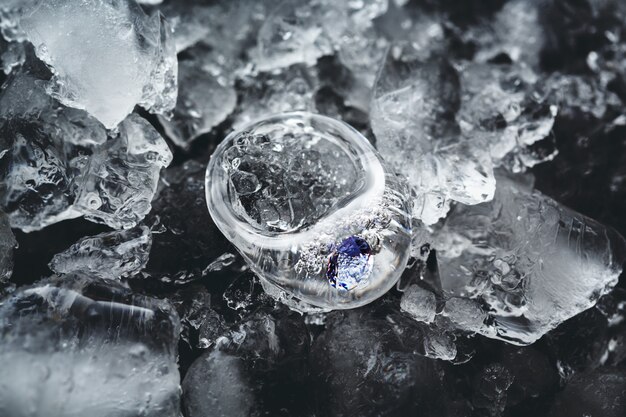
326, 236, 373, 291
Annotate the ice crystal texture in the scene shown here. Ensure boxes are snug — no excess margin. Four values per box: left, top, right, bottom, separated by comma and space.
49, 225, 152, 279
371, 52, 557, 224
207, 112, 412, 309
433, 174, 626, 345
0, 66, 172, 231
0, 0, 178, 128
0, 275, 181, 417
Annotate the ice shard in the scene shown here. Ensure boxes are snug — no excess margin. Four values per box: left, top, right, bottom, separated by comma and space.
0, 275, 181, 417
73, 114, 173, 229
49, 225, 152, 280
433, 173, 626, 345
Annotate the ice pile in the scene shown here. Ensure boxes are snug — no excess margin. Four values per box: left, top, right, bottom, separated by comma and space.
0, 0, 177, 128
0, 65, 172, 231
371, 53, 557, 224
155, 0, 386, 148
0, 275, 181, 417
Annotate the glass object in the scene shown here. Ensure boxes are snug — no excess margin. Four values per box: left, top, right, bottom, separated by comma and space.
206, 111, 411, 309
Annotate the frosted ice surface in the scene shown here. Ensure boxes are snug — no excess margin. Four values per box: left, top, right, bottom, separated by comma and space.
400, 284, 437, 323
0, 211, 16, 287
433, 173, 626, 345
73, 114, 172, 229
0, 275, 181, 417
0, 0, 178, 128
49, 225, 152, 280
371, 50, 557, 224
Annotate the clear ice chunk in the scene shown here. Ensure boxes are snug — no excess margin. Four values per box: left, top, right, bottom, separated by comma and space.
206, 112, 412, 310
371, 50, 557, 224
433, 173, 626, 345
0, 275, 181, 417
0, 68, 172, 231
49, 225, 152, 280
73, 114, 173, 229
0, 0, 178, 128
0, 68, 88, 231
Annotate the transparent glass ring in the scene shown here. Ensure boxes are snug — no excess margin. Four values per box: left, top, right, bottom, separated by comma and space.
206, 112, 411, 309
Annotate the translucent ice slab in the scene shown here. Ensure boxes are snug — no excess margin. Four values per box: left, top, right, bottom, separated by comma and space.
206, 112, 412, 310
0, 275, 181, 417
433, 173, 626, 345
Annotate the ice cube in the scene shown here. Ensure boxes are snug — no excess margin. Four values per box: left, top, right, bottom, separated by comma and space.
400, 284, 437, 324
433, 173, 626, 345
0, 274, 181, 417
73, 114, 173, 229
233, 65, 319, 130
159, 57, 237, 149
371, 49, 556, 224
0, 67, 172, 231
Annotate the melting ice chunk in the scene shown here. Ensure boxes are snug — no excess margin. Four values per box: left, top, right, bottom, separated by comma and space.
0, 0, 178, 128
433, 173, 626, 345
49, 225, 152, 280
0, 275, 181, 417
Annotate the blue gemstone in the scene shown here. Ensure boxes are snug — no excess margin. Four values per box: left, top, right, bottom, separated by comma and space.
326, 236, 373, 291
